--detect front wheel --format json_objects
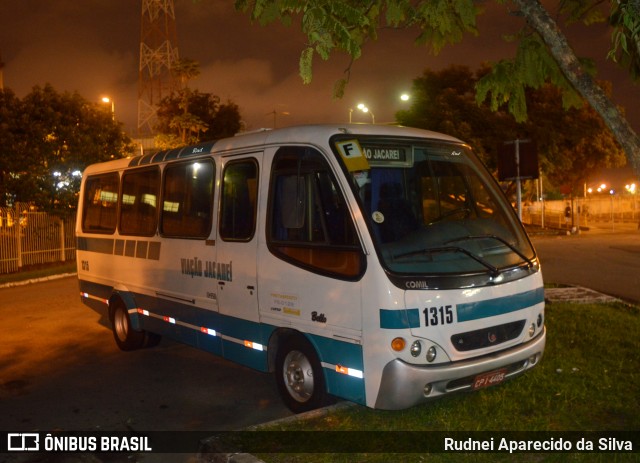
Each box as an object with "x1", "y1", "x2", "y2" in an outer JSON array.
[{"x1": 275, "y1": 335, "x2": 327, "y2": 413}]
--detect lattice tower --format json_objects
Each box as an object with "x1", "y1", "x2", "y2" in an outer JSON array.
[{"x1": 137, "y1": 0, "x2": 179, "y2": 135}]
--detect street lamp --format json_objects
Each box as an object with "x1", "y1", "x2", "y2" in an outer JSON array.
[
  {"x1": 356, "y1": 103, "x2": 375, "y2": 123},
  {"x1": 101, "y1": 96, "x2": 115, "y2": 120},
  {"x1": 400, "y1": 93, "x2": 410, "y2": 102}
]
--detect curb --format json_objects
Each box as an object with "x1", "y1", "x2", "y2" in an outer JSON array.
[
  {"x1": 544, "y1": 285, "x2": 625, "y2": 305},
  {"x1": 197, "y1": 402, "x2": 357, "y2": 463},
  {"x1": 0, "y1": 272, "x2": 77, "y2": 289}
]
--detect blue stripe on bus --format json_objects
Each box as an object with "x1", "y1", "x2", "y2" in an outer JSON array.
[
  {"x1": 78, "y1": 279, "x2": 365, "y2": 404},
  {"x1": 456, "y1": 287, "x2": 545, "y2": 322},
  {"x1": 379, "y1": 308, "x2": 421, "y2": 329},
  {"x1": 78, "y1": 237, "x2": 162, "y2": 260}
]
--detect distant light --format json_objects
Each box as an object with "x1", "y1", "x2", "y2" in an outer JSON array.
[
  {"x1": 102, "y1": 97, "x2": 111, "y2": 104},
  {"x1": 400, "y1": 93, "x2": 410, "y2": 101},
  {"x1": 609, "y1": 189, "x2": 615, "y2": 195}
]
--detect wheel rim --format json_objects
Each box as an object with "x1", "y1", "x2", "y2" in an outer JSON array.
[
  {"x1": 283, "y1": 349, "x2": 314, "y2": 403},
  {"x1": 113, "y1": 307, "x2": 129, "y2": 342}
]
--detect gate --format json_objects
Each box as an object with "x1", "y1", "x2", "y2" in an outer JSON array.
[{"x1": 0, "y1": 205, "x2": 76, "y2": 274}]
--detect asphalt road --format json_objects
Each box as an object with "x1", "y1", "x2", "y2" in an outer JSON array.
[
  {"x1": 531, "y1": 227, "x2": 640, "y2": 304},
  {"x1": 0, "y1": 276, "x2": 292, "y2": 460}
]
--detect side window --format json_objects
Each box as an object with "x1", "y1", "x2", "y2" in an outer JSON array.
[
  {"x1": 268, "y1": 146, "x2": 363, "y2": 279},
  {"x1": 82, "y1": 173, "x2": 119, "y2": 234},
  {"x1": 120, "y1": 167, "x2": 160, "y2": 236},
  {"x1": 161, "y1": 160, "x2": 214, "y2": 238},
  {"x1": 220, "y1": 159, "x2": 258, "y2": 241}
]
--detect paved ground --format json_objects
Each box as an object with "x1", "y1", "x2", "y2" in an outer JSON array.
[{"x1": 530, "y1": 221, "x2": 639, "y2": 305}]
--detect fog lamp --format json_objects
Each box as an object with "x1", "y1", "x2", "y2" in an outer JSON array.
[
  {"x1": 426, "y1": 346, "x2": 437, "y2": 363},
  {"x1": 528, "y1": 323, "x2": 536, "y2": 338},
  {"x1": 410, "y1": 340, "x2": 422, "y2": 357},
  {"x1": 423, "y1": 383, "x2": 433, "y2": 396}
]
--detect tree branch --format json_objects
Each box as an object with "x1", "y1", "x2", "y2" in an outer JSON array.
[{"x1": 512, "y1": 0, "x2": 640, "y2": 173}]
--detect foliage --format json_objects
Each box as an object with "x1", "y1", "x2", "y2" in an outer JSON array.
[
  {"x1": 475, "y1": 33, "x2": 590, "y2": 123},
  {"x1": 609, "y1": 0, "x2": 640, "y2": 80},
  {"x1": 154, "y1": 58, "x2": 242, "y2": 149},
  {"x1": 396, "y1": 65, "x2": 518, "y2": 169},
  {"x1": 396, "y1": 65, "x2": 625, "y2": 191},
  {"x1": 234, "y1": 0, "x2": 640, "y2": 174},
  {"x1": 0, "y1": 85, "x2": 134, "y2": 213},
  {"x1": 235, "y1": 0, "x2": 479, "y2": 97},
  {"x1": 524, "y1": 81, "x2": 626, "y2": 194}
]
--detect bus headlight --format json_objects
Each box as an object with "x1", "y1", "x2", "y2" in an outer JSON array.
[
  {"x1": 426, "y1": 345, "x2": 437, "y2": 362},
  {"x1": 410, "y1": 340, "x2": 422, "y2": 357}
]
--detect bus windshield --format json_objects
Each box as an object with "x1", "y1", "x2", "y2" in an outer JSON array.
[{"x1": 342, "y1": 137, "x2": 535, "y2": 277}]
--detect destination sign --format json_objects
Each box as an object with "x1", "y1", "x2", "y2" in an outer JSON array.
[{"x1": 361, "y1": 145, "x2": 411, "y2": 166}]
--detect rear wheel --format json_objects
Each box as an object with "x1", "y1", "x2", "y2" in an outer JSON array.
[
  {"x1": 110, "y1": 300, "x2": 146, "y2": 351},
  {"x1": 275, "y1": 335, "x2": 327, "y2": 413}
]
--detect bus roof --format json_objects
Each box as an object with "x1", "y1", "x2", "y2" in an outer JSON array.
[{"x1": 83, "y1": 124, "x2": 465, "y2": 174}]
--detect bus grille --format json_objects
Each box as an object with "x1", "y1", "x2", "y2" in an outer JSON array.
[{"x1": 451, "y1": 320, "x2": 526, "y2": 352}]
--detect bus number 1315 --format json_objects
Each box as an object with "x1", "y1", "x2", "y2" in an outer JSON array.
[{"x1": 423, "y1": 305, "x2": 454, "y2": 326}]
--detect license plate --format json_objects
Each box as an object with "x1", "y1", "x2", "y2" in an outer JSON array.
[{"x1": 472, "y1": 368, "x2": 507, "y2": 390}]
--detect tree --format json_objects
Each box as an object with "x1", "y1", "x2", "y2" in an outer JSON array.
[
  {"x1": 154, "y1": 58, "x2": 242, "y2": 149},
  {"x1": 235, "y1": 0, "x2": 640, "y2": 174},
  {"x1": 0, "y1": 85, "x2": 134, "y2": 212},
  {"x1": 396, "y1": 65, "x2": 519, "y2": 168},
  {"x1": 397, "y1": 65, "x2": 625, "y2": 192}
]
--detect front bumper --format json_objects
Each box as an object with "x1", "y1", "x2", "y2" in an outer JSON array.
[{"x1": 374, "y1": 327, "x2": 546, "y2": 410}]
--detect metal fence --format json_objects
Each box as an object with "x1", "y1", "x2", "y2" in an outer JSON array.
[
  {"x1": 522, "y1": 196, "x2": 640, "y2": 230},
  {"x1": 0, "y1": 205, "x2": 76, "y2": 274}
]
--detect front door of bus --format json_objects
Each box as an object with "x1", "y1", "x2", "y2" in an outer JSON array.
[{"x1": 216, "y1": 155, "x2": 262, "y2": 366}]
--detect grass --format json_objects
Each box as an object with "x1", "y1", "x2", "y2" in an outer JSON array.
[{"x1": 252, "y1": 301, "x2": 640, "y2": 462}]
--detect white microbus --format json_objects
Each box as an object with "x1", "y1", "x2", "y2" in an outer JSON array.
[{"x1": 76, "y1": 124, "x2": 545, "y2": 412}]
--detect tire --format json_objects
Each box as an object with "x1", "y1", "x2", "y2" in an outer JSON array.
[
  {"x1": 110, "y1": 300, "x2": 146, "y2": 351},
  {"x1": 275, "y1": 335, "x2": 327, "y2": 413}
]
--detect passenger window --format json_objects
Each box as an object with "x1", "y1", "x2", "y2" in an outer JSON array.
[
  {"x1": 220, "y1": 159, "x2": 258, "y2": 241},
  {"x1": 161, "y1": 160, "x2": 214, "y2": 238},
  {"x1": 82, "y1": 173, "x2": 119, "y2": 234},
  {"x1": 268, "y1": 147, "x2": 363, "y2": 279},
  {"x1": 120, "y1": 167, "x2": 160, "y2": 236}
]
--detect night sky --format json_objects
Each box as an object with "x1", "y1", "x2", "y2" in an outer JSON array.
[{"x1": 1, "y1": 0, "x2": 639, "y2": 138}]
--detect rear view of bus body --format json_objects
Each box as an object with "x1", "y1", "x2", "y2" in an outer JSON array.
[{"x1": 76, "y1": 124, "x2": 545, "y2": 412}]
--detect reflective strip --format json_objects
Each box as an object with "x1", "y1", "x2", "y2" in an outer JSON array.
[
  {"x1": 243, "y1": 340, "x2": 264, "y2": 351},
  {"x1": 322, "y1": 362, "x2": 364, "y2": 379},
  {"x1": 201, "y1": 327, "x2": 217, "y2": 336},
  {"x1": 80, "y1": 292, "x2": 109, "y2": 305},
  {"x1": 127, "y1": 306, "x2": 265, "y2": 351}
]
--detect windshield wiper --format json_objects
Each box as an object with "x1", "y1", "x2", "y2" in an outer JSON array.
[
  {"x1": 393, "y1": 246, "x2": 500, "y2": 277},
  {"x1": 444, "y1": 234, "x2": 534, "y2": 268}
]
